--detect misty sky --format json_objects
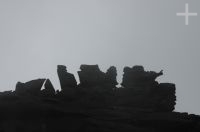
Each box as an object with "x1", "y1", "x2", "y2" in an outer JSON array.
[{"x1": 0, "y1": 0, "x2": 199, "y2": 114}]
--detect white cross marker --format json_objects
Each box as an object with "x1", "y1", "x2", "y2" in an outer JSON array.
[{"x1": 176, "y1": 3, "x2": 197, "y2": 25}]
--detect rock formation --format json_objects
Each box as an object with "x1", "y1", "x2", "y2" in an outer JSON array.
[
  {"x1": 15, "y1": 79, "x2": 46, "y2": 95},
  {"x1": 116, "y1": 66, "x2": 175, "y2": 112},
  {"x1": 41, "y1": 79, "x2": 55, "y2": 97},
  {"x1": 105, "y1": 66, "x2": 118, "y2": 87},
  {"x1": 78, "y1": 65, "x2": 118, "y2": 88},
  {"x1": 0, "y1": 64, "x2": 198, "y2": 132},
  {"x1": 121, "y1": 65, "x2": 163, "y2": 88},
  {"x1": 57, "y1": 65, "x2": 77, "y2": 90},
  {"x1": 78, "y1": 64, "x2": 106, "y2": 87}
]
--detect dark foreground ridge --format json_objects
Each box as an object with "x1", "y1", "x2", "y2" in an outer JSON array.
[{"x1": 0, "y1": 65, "x2": 199, "y2": 132}]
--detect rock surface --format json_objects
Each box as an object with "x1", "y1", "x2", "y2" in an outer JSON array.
[
  {"x1": 15, "y1": 79, "x2": 46, "y2": 95},
  {"x1": 41, "y1": 79, "x2": 56, "y2": 97},
  {"x1": 0, "y1": 64, "x2": 198, "y2": 132},
  {"x1": 57, "y1": 65, "x2": 77, "y2": 90}
]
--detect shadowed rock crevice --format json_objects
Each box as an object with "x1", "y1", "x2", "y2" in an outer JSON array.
[{"x1": 0, "y1": 64, "x2": 198, "y2": 132}]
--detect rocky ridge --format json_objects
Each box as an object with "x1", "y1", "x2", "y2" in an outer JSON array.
[{"x1": 0, "y1": 65, "x2": 199, "y2": 132}]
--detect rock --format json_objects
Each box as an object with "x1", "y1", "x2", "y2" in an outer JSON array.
[
  {"x1": 44, "y1": 79, "x2": 55, "y2": 93},
  {"x1": 121, "y1": 66, "x2": 162, "y2": 88},
  {"x1": 80, "y1": 64, "x2": 100, "y2": 72},
  {"x1": 77, "y1": 65, "x2": 118, "y2": 106},
  {"x1": 155, "y1": 83, "x2": 176, "y2": 112},
  {"x1": 15, "y1": 79, "x2": 46, "y2": 95},
  {"x1": 57, "y1": 65, "x2": 77, "y2": 90},
  {"x1": 41, "y1": 79, "x2": 56, "y2": 97},
  {"x1": 0, "y1": 64, "x2": 199, "y2": 132},
  {"x1": 78, "y1": 65, "x2": 106, "y2": 87},
  {"x1": 78, "y1": 65, "x2": 118, "y2": 88},
  {"x1": 105, "y1": 66, "x2": 118, "y2": 87},
  {"x1": 117, "y1": 66, "x2": 175, "y2": 112},
  {"x1": 15, "y1": 82, "x2": 27, "y2": 94},
  {"x1": 0, "y1": 91, "x2": 18, "y2": 101}
]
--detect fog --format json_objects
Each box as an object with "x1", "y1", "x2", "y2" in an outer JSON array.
[{"x1": 0, "y1": 0, "x2": 199, "y2": 114}]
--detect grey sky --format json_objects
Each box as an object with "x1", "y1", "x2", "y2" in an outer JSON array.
[{"x1": 0, "y1": 0, "x2": 199, "y2": 114}]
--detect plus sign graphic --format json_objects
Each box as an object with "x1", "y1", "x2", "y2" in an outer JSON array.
[{"x1": 176, "y1": 3, "x2": 198, "y2": 25}]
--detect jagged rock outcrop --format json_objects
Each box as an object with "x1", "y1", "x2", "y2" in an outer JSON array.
[
  {"x1": 78, "y1": 65, "x2": 118, "y2": 88},
  {"x1": 121, "y1": 65, "x2": 163, "y2": 88},
  {"x1": 75, "y1": 65, "x2": 117, "y2": 107},
  {"x1": 155, "y1": 83, "x2": 176, "y2": 111},
  {"x1": 15, "y1": 79, "x2": 46, "y2": 95},
  {"x1": 78, "y1": 65, "x2": 106, "y2": 87},
  {"x1": 0, "y1": 64, "x2": 198, "y2": 132},
  {"x1": 105, "y1": 66, "x2": 118, "y2": 87},
  {"x1": 116, "y1": 66, "x2": 175, "y2": 112},
  {"x1": 57, "y1": 65, "x2": 77, "y2": 90},
  {"x1": 41, "y1": 79, "x2": 55, "y2": 97}
]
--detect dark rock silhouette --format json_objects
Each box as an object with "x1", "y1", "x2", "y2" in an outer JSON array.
[
  {"x1": 57, "y1": 65, "x2": 77, "y2": 90},
  {"x1": 78, "y1": 64, "x2": 106, "y2": 87},
  {"x1": 78, "y1": 65, "x2": 118, "y2": 88},
  {"x1": 0, "y1": 64, "x2": 199, "y2": 132},
  {"x1": 121, "y1": 65, "x2": 163, "y2": 88},
  {"x1": 41, "y1": 79, "x2": 55, "y2": 97},
  {"x1": 15, "y1": 79, "x2": 46, "y2": 95},
  {"x1": 116, "y1": 66, "x2": 175, "y2": 112},
  {"x1": 105, "y1": 66, "x2": 118, "y2": 87}
]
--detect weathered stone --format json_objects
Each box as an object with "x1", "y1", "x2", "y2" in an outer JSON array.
[
  {"x1": 117, "y1": 66, "x2": 175, "y2": 112},
  {"x1": 121, "y1": 65, "x2": 163, "y2": 88},
  {"x1": 41, "y1": 79, "x2": 55, "y2": 97},
  {"x1": 78, "y1": 65, "x2": 118, "y2": 88},
  {"x1": 15, "y1": 82, "x2": 27, "y2": 94},
  {"x1": 80, "y1": 64, "x2": 100, "y2": 72},
  {"x1": 0, "y1": 64, "x2": 199, "y2": 132},
  {"x1": 78, "y1": 65, "x2": 106, "y2": 87},
  {"x1": 57, "y1": 65, "x2": 77, "y2": 90},
  {"x1": 105, "y1": 66, "x2": 118, "y2": 87},
  {"x1": 155, "y1": 83, "x2": 176, "y2": 111},
  {"x1": 15, "y1": 79, "x2": 46, "y2": 95}
]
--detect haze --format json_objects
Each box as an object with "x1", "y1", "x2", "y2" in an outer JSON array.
[{"x1": 0, "y1": 0, "x2": 199, "y2": 114}]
